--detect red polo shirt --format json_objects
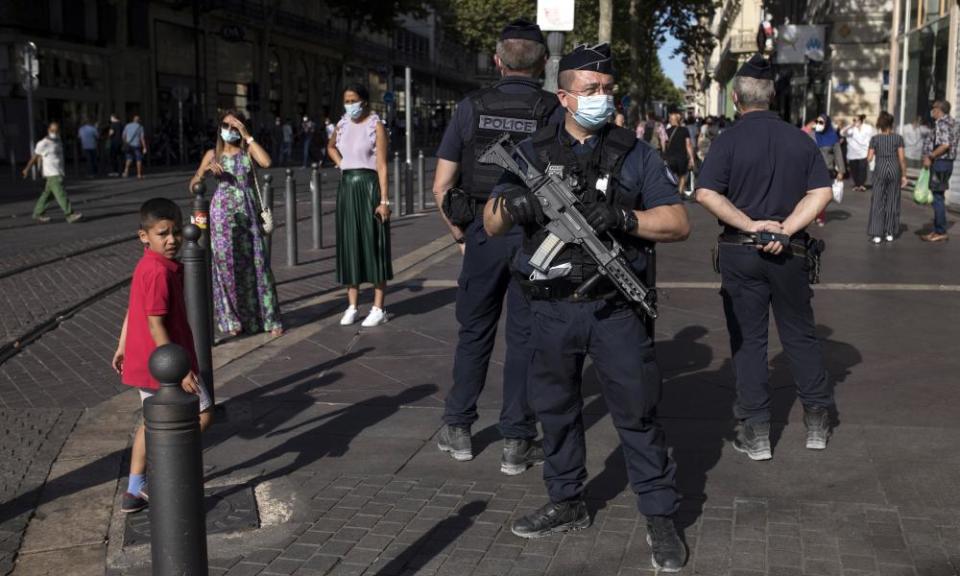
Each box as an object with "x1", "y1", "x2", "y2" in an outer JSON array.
[{"x1": 122, "y1": 248, "x2": 199, "y2": 390}]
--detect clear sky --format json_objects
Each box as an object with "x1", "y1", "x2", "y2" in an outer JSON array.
[{"x1": 659, "y1": 34, "x2": 685, "y2": 88}]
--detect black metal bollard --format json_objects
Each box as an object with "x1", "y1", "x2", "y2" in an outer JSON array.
[
  {"x1": 392, "y1": 151, "x2": 401, "y2": 215},
  {"x1": 182, "y1": 224, "x2": 214, "y2": 407},
  {"x1": 144, "y1": 343, "x2": 209, "y2": 576},
  {"x1": 403, "y1": 161, "x2": 414, "y2": 216},
  {"x1": 262, "y1": 173, "x2": 273, "y2": 259},
  {"x1": 190, "y1": 181, "x2": 210, "y2": 250},
  {"x1": 285, "y1": 168, "x2": 298, "y2": 266},
  {"x1": 311, "y1": 162, "x2": 322, "y2": 250},
  {"x1": 417, "y1": 150, "x2": 425, "y2": 212}
]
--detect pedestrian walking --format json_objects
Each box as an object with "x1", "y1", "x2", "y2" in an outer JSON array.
[
  {"x1": 901, "y1": 116, "x2": 928, "y2": 169},
  {"x1": 636, "y1": 111, "x2": 667, "y2": 153},
  {"x1": 843, "y1": 114, "x2": 874, "y2": 191},
  {"x1": 431, "y1": 19, "x2": 559, "y2": 471},
  {"x1": 108, "y1": 113, "x2": 124, "y2": 176},
  {"x1": 190, "y1": 110, "x2": 283, "y2": 336},
  {"x1": 664, "y1": 107, "x2": 696, "y2": 195},
  {"x1": 694, "y1": 54, "x2": 834, "y2": 461},
  {"x1": 811, "y1": 114, "x2": 845, "y2": 226},
  {"x1": 78, "y1": 118, "x2": 99, "y2": 177},
  {"x1": 281, "y1": 118, "x2": 294, "y2": 166},
  {"x1": 111, "y1": 198, "x2": 214, "y2": 513},
  {"x1": 301, "y1": 115, "x2": 315, "y2": 168},
  {"x1": 921, "y1": 100, "x2": 958, "y2": 242},
  {"x1": 698, "y1": 116, "x2": 719, "y2": 161},
  {"x1": 122, "y1": 114, "x2": 148, "y2": 179},
  {"x1": 866, "y1": 112, "x2": 907, "y2": 244},
  {"x1": 484, "y1": 43, "x2": 690, "y2": 571},
  {"x1": 21, "y1": 121, "x2": 83, "y2": 224},
  {"x1": 327, "y1": 84, "x2": 393, "y2": 328}
]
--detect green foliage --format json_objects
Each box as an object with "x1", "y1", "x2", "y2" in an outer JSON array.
[
  {"x1": 324, "y1": 0, "x2": 435, "y2": 32},
  {"x1": 437, "y1": 0, "x2": 537, "y2": 51}
]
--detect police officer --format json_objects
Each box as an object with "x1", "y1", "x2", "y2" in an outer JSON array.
[
  {"x1": 433, "y1": 19, "x2": 562, "y2": 474},
  {"x1": 694, "y1": 54, "x2": 834, "y2": 461},
  {"x1": 484, "y1": 43, "x2": 689, "y2": 571}
]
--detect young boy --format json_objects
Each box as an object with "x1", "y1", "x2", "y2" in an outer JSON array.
[
  {"x1": 111, "y1": 197, "x2": 213, "y2": 513},
  {"x1": 21, "y1": 121, "x2": 83, "y2": 223}
]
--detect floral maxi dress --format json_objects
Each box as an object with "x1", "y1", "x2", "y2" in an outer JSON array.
[{"x1": 210, "y1": 151, "x2": 282, "y2": 334}]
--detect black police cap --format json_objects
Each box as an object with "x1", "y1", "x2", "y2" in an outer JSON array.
[
  {"x1": 736, "y1": 54, "x2": 773, "y2": 80},
  {"x1": 500, "y1": 19, "x2": 545, "y2": 45},
  {"x1": 559, "y1": 43, "x2": 615, "y2": 75}
]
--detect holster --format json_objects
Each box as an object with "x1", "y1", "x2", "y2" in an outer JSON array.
[{"x1": 805, "y1": 237, "x2": 826, "y2": 284}]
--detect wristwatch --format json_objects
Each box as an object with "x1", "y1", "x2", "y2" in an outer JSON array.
[{"x1": 245, "y1": 136, "x2": 255, "y2": 145}]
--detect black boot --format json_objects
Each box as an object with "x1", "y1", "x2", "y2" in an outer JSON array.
[
  {"x1": 437, "y1": 424, "x2": 473, "y2": 461},
  {"x1": 511, "y1": 500, "x2": 590, "y2": 538},
  {"x1": 732, "y1": 421, "x2": 772, "y2": 461},
  {"x1": 646, "y1": 515, "x2": 688, "y2": 572},
  {"x1": 500, "y1": 438, "x2": 544, "y2": 476}
]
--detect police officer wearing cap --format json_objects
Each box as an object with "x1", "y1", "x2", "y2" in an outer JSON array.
[
  {"x1": 433, "y1": 19, "x2": 562, "y2": 474},
  {"x1": 484, "y1": 43, "x2": 689, "y2": 571},
  {"x1": 694, "y1": 54, "x2": 835, "y2": 461}
]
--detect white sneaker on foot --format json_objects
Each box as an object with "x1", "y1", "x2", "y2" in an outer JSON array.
[
  {"x1": 340, "y1": 307, "x2": 358, "y2": 325},
  {"x1": 871, "y1": 236, "x2": 882, "y2": 244},
  {"x1": 361, "y1": 307, "x2": 387, "y2": 327}
]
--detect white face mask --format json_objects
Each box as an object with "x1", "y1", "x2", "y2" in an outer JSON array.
[
  {"x1": 814, "y1": 124, "x2": 825, "y2": 133},
  {"x1": 345, "y1": 102, "x2": 364, "y2": 119},
  {"x1": 220, "y1": 128, "x2": 241, "y2": 143},
  {"x1": 48, "y1": 132, "x2": 59, "y2": 140},
  {"x1": 569, "y1": 94, "x2": 615, "y2": 131}
]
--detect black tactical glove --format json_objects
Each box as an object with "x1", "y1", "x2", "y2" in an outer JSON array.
[
  {"x1": 501, "y1": 186, "x2": 544, "y2": 226},
  {"x1": 585, "y1": 202, "x2": 637, "y2": 234},
  {"x1": 441, "y1": 187, "x2": 475, "y2": 228}
]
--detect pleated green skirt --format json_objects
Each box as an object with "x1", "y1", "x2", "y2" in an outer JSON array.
[{"x1": 336, "y1": 169, "x2": 393, "y2": 285}]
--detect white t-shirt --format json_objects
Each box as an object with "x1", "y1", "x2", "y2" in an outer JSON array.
[
  {"x1": 35, "y1": 137, "x2": 64, "y2": 177},
  {"x1": 844, "y1": 124, "x2": 875, "y2": 160}
]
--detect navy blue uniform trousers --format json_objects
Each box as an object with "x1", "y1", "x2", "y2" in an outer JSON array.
[
  {"x1": 528, "y1": 298, "x2": 678, "y2": 517},
  {"x1": 719, "y1": 245, "x2": 833, "y2": 424},
  {"x1": 443, "y1": 217, "x2": 537, "y2": 439}
]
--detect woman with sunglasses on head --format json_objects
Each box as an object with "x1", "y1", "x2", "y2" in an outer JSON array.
[
  {"x1": 326, "y1": 84, "x2": 393, "y2": 327},
  {"x1": 810, "y1": 113, "x2": 845, "y2": 226},
  {"x1": 190, "y1": 110, "x2": 283, "y2": 338}
]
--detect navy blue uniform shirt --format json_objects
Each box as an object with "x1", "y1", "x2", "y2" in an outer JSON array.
[
  {"x1": 492, "y1": 125, "x2": 681, "y2": 274},
  {"x1": 697, "y1": 110, "x2": 832, "y2": 221},
  {"x1": 436, "y1": 77, "x2": 565, "y2": 163}
]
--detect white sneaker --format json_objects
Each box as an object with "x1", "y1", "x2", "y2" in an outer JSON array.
[
  {"x1": 361, "y1": 307, "x2": 387, "y2": 327},
  {"x1": 340, "y1": 307, "x2": 358, "y2": 326},
  {"x1": 885, "y1": 235, "x2": 894, "y2": 242},
  {"x1": 871, "y1": 236, "x2": 882, "y2": 244}
]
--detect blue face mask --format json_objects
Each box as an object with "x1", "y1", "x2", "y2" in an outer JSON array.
[
  {"x1": 345, "y1": 102, "x2": 364, "y2": 119},
  {"x1": 220, "y1": 128, "x2": 240, "y2": 143},
  {"x1": 570, "y1": 94, "x2": 615, "y2": 130}
]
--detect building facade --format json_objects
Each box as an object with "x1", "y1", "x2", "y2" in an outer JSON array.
[{"x1": 0, "y1": 0, "x2": 489, "y2": 167}]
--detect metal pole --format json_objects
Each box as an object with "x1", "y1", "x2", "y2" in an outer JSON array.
[
  {"x1": 25, "y1": 42, "x2": 37, "y2": 181},
  {"x1": 898, "y1": 7, "x2": 912, "y2": 131},
  {"x1": 73, "y1": 138, "x2": 81, "y2": 177},
  {"x1": 404, "y1": 66, "x2": 413, "y2": 164},
  {"x1": 285, "y1": 168, "x2": 298, "y2": 266},
  {"x1": 392, "y1": 151, "x2": 400, "y2": 213},
  {"x1": 181, "y1": 224, "x2": 214, "y2": 407},
  {"x1": 190, "y1": 181, "x2": 210, "y2": 250},
  {"x1": 417, "y1": 149, "x2": 425, "y2": 211},
  {"x1": 262, "y1": 172, "x2": 273, "y2": 259},
  {"x1": 404, "y1": 160, "x2": 414, "y2": 215},
  {"x1": 310, "y1": 162, "x2": 322, "y2": 249},
  {"x1": 144, "y1": 343, "x2": 209, "y2": 576},
  {"x1": 544, "y1": 32, "x2": 565, "y2": 93}
]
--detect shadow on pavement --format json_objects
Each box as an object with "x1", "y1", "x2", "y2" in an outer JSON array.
[{"x1": 371, "y1": 500, "x2": 487, "y2": 575}]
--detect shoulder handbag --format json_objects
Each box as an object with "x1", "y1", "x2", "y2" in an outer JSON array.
[{"x1": 249, "y1": 160, "x2": 274, "y2": 234}]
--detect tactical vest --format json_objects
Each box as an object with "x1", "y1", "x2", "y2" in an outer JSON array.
[
  {"x1": 461, "y1": 81, "x2": 558, "y2": 200},
  {"x1": 523, "y1": 122, "x2": 650, "y2": 281}
]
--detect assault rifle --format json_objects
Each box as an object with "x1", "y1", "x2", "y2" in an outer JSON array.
[{"x1": 478, "y1": 134, "x2": 658, "y2": 319}]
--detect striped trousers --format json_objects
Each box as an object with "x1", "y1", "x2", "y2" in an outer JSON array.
[{"x1": 867, "y1": 161, "x2": 901, "y2": 238}]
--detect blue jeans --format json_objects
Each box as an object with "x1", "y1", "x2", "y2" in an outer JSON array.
[
  {"x1": 933, "y1": 192, "x2": 947, "y2": 234},
  {"x1": 931, "y1": 159, "x2": 952, "y2": 234}
]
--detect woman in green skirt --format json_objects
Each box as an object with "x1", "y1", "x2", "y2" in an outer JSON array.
[{"x1": 327, "y1": 84, "x2": 393, "y2": 327}]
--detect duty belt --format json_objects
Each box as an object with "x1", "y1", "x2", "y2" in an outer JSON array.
[
  {"x1": 718, "y1": 232, "x2": 808, "y2": 256},
  {"x1": 514, "y1": 273, "x2": 618, "y2": 302}
]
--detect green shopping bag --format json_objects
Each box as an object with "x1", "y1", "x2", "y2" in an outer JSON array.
[{"x1": 914, "y1": 168, "x2": 932, "y2": 205}]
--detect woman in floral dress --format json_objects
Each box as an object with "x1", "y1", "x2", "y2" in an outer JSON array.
[{"x1": 190, "y1": 110, "x2": 282, "y2": 336}]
